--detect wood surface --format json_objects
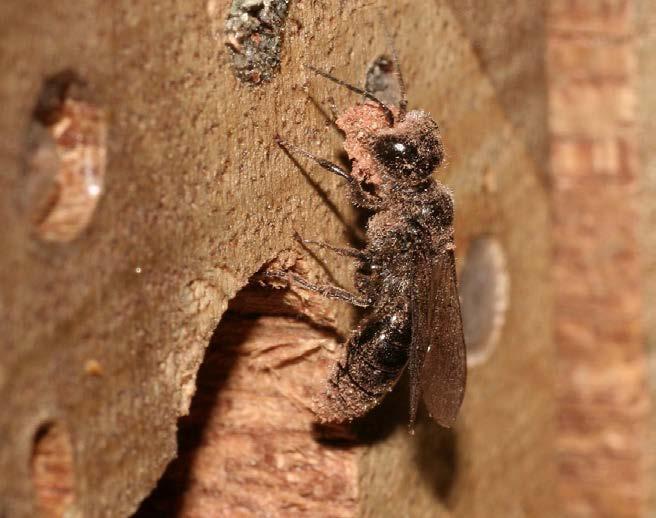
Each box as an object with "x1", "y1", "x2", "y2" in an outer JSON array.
[{"x1": 0, "y1": 1, "x2": 552, "y2": 516}]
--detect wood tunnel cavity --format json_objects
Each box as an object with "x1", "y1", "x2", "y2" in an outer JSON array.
[
  {"x1": 459, "y1": 236, "x2": 509, "y2": 367},
  {"x1": 31, "y1": 421, "x2": 76, "y2": 518},
  {"x1": 134, "y1": 267, "x2": 357, "y2": 517},
  {"x1": 23, "y1": 69, "x2": 106, "y2": 243}
]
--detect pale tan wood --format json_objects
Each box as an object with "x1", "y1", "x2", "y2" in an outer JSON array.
[{"x1": 0, "y1": 1, "x2": 553, "y2": 516}]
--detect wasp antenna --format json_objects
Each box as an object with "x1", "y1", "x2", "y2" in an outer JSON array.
[
  {"x1": 275, "y1": 134, "x2": 352, "y2": 181},
  {"x1": 378, "y1": 11, "x2": 407, "y2": 120},
  {"x1": 304, "y1": 64, "x2": 395, "y2": 126}
]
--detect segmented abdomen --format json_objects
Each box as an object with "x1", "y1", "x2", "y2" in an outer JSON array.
[{"x1": 316, "y1": 308, "x2": 410, "y2": 422}]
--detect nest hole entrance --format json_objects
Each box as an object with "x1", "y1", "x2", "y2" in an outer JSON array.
[
  {"x1": 134, "y1": 268, "x2": 347, "y2": 516},
  {"x1": 31, "y1": 421, "x2": 76, "y2": 518},
  {"x1": 24, "y1": 70, "x2": 107, "y2": 243},
  {"x1": 459, "y1": 237, "x2": 510, "y2": 367}
]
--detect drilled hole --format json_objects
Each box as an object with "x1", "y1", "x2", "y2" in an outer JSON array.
[
  {"x1": 31, "y1": 421, "x2": 76, "y2": 517},
  {"x1": 24, "y1": 70, "x2": 107, "y2": 242},
  {"x1": 459, "y1": 237, "x2": 509, "y2": 367},
  {"x1": 134, "y1": 265, "x2": 359, "y2": 516}
]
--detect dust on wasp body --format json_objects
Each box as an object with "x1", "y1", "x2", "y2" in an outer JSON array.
[{"x1": 271, "y1": 26, "x2": 466, "y2": 429}]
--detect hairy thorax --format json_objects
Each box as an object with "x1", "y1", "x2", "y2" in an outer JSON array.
[{"x1": 357, "y1": 182, "x2": 454, "y2": 307}]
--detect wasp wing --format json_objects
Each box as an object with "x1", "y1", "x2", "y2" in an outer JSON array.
[{"x1": 409, "y1": 248, "x2": 467, "y2": 428}]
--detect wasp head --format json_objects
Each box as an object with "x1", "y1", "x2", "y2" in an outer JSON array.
[{"x1": 371, "y1": 110, "x2": 444, "y2": 183}]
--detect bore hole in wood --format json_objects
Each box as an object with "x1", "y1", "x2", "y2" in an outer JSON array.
[
  {"x1": 460, "y1": 237, "x2": 509, "y2": 367},
  {"x1": 31, "y1": 421, "x2": 76, "y2": 518},
  {"x1": 134, "y1": 265, "x2": 352, "y2": 516},
  {"x1": 24, "y1": 70, "x2": 107, "y2": 242},
  {"x1": 365, "y1": 54, "x2": 402, "y2": 107}
]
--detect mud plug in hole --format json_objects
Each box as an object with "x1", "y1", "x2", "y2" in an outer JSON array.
[{"x1": 460, "y1": 237, "x2": 509, "y2": 367}]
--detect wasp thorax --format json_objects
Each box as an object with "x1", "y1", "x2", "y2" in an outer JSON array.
[{"x1": 276, "y1": 46, "x2": 465, "y2": 429}]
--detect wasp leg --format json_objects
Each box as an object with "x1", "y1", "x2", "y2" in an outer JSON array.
[
  {"x1": 265, "y1": 270, "x2": 370, "y2": 307},
  {"x1": 275, "y1": 135, "x2": 382, "y2": 210},
  {"x1": 294, "y1": 231, "x2": 367, "y2": 260},
  {"x1": 347, "y1": 182, "x2": 384, "y2": 210},
  {"x1": 275, "y1": 136, "x2": 350, "y2": 180}
]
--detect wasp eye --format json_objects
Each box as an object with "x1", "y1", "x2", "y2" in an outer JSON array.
[
  {"x1": 373, "y1": 132, "x2": 443, "y2": 178},
  {"x1": 374, "y1": 137, "x2": 419, "y2": 171}
]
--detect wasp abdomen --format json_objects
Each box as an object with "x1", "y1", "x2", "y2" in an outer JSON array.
[{"x1": 317, "y1": 310, "x2": 410, "y2": 422}]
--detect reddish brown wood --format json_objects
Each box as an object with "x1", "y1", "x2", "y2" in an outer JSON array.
[
  {"x1": 31, "y1": 422, "x2": 76, "y2": 518},
  {"x1": 548, "y1": 1, "x2": 650, "y2": 515}
]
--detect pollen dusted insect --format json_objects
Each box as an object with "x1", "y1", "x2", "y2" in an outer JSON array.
[{"x1": 272, "y1": 37, "x2": 466, "y2": 428}]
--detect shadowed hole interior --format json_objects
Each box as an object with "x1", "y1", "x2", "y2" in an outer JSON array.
[
  {"x1": 31, "y1": 421, "x2": 76, "y2": 518},
  {"x1": 24, "y1": 70, "x2": 107, "y2": 243},
  {"x1": 133, "y1": 270, "x2": 352, "y2": 516}
]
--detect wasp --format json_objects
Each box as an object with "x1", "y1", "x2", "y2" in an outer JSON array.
[{"x1": 271, "y1": 32, "x2": 466, "y2": 428}]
